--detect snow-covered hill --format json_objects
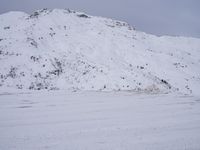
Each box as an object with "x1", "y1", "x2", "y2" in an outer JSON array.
[{"x1": 0, "y1": 9, "x2": 200, "y2": 95}]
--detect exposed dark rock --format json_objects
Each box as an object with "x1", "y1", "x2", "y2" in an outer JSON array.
[
  {"x1": 4, "y1": 26, "x2": 10, "y2": 30},
  {"x1": 77, "y1": 14, "x2": 90, "y2": 18}
]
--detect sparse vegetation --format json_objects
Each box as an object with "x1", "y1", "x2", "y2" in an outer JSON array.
[
  {"x1": 27, "y1": 38, "x2": 38, "y2": 48},
  {"x1": 29, "y1": 12, "x2": 40, "y2": 18}
]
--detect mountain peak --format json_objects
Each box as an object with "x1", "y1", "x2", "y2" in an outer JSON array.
[{"x1": 0, "y1": 9, "x2": 200, "y2": 95}]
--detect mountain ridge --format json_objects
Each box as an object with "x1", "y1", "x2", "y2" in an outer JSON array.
[{"x1": 0, "y1": 9, "x2": 200, "y2": 95}]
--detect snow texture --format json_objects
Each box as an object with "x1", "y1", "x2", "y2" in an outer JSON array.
[
  {"x1": 0, "y1": 9, "x2": 200, "y2": 95},
  {"x1": 0, "y1": 91, "x2": 200, "y2": 150}
]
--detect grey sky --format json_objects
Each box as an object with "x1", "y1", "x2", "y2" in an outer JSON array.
[{"x1": 0, "y1": 0, "x2": 200, "y2": 38}]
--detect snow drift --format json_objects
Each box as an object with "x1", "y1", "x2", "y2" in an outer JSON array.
[{"x1": 0, "y1": 9, "x2": 200, "y2": 95}]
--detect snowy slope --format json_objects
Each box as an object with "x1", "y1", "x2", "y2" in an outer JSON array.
[{"x1": 0, "y1": 9, "x2": 200, "y2": 95}]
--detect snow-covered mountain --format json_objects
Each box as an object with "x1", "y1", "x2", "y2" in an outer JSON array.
[{"x1": 0, "y1": 9, "x2": 200, "y2": 95}]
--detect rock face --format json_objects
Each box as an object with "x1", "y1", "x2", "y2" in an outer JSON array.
[{"x1": 0, "y1": 9, "x2": 200, "y2": 95}]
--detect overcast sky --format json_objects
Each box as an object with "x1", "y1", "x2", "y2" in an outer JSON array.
[{"x1": 0, "y1": 0, "x2": 200, "y2": 38}]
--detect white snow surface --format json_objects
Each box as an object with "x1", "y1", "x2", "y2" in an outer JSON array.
[
  {"x1": 0, "y1": 91, "x2": 200, "y2": 150},
  {"x1": 0, "y1": 9, "x2": 200, "y2": 95}
]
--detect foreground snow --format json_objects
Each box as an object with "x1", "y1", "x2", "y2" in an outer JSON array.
[{"x1": 0, "y1": 91, "x2": 200, "y2": 150}]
